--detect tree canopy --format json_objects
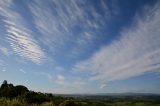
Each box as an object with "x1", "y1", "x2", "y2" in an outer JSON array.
[{"x1": 0, "y1": 80, "x2": 29, "y2": 98}]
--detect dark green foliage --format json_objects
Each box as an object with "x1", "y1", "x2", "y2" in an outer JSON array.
[
  {"x1": 64, "y1": 100, "x2": 78, "y2": 106},
  {"x1": 3, "y1": 80, "x2": 7, "y2": 85},
  {"x1": 23, "y1": 91, "x2": 50, "y2": 104},
  {"x1": 0, "y1": 83, "x2": 16, "y2": 98},
  {"x1": 15, "y1": 85, "x2": 29, "y2": 95},
  {"x1": 0, "y1": 80, "x2": 29, "y2": 98}
]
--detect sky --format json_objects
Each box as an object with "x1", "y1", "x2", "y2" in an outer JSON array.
[{"x1": 0, "y1": 0, "x2": 160, "y2": 94}]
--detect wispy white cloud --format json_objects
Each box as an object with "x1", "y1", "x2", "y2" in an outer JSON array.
[
  {"x1": 19, "y1": 69, "x2": 26, "y2": 74},
  {"x1": 55, "y1": 74, "x2": 65, "y2": 85},
  {"x1": 0, "y1": 0, "x2": 46, "y2": 64},
  {"x1": 1, "y1": 67, "x2": 6, "y2": 72},
  {"x1": 5, "y1": 22, "x2": 45, "y2": 64},
  {"x1": 26, "y1": 79, "x2": 29, "y2": 83},
  {"x1": 0, "y1": 47, "x2": 9, "y2": 56},
  {"x1": 99, "y1": 84, "x2": 107, "y2": 89},
  {"x1": 5, "y1": 20, "x2": 45, "y2": 64},
  {"x1": 28, "y1": 0, "x2": 110, "y2": 58},
  {"x1": 34, "y1": 72, "x2": 53, "y2": 81},
  {"x1": 57, "y1": 76, "x2": 87, "y2": 88},
  {"x1": 0, "y1": 60, "x2": 7, "y2": 72},
  {"x1": 73, "y1": 2, "x2": 160, "y2": 82},
  {"x1": 54, "y1": 76, "x2": 88, "y2": 93}
]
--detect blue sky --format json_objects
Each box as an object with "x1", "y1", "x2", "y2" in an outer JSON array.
[{"x1": 0, "y1": 0, "x2": 160, "y2": 94}]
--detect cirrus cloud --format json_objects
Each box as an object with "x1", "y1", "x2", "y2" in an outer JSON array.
[
  {"x1": 73, "y1": 2, "x2": 160, "y2": 82},
  {"x1": 0, "y1": 0, "x2": 46, "y2": 64}
]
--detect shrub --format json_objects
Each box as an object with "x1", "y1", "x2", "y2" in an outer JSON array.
[
  {"x1": 0, "y1": 97, "x2": 10, "y2": 106},
  {"x1": 10, "y1": 98, "x2": 22, "y2": 106},
  {"x1": 41, "y1": 102, "x2": 55, "y2": 106}
]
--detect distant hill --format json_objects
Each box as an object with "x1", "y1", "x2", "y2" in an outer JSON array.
[{"x1": 95, "y1": 92, "x2": 160, "y2": 96}]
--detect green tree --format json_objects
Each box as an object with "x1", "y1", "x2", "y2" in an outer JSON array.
[{"x1": 15, "y1": 85, "x2": 29, "y2": 95}]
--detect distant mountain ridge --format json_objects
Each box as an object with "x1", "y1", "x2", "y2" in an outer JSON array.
[
  {"x1": 95, "y1": 92, "x2": 160, "y2": 96},
  {"x1": 54, "y1": 92, "x2": 160, "y2": 97}
]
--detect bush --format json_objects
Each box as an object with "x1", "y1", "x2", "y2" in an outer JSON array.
[
  {"x1": 64, "y1": 100, "x2": 78, "y2": 106},
  {"x1": 0, "y1": 97, "x2": 10, "y2": 106},
  {"x1": 24, "y1": 92, "x2": 50, "y2": 104},
  {"x1": 10, "y1": 98, "x2": 23, "y2": 106},
  {"x1": 41, "y1": 102, "x2": 55, "y2": 106},
  {"x1": 0, "y1": 98, "x2": 24, "y2": 106}
]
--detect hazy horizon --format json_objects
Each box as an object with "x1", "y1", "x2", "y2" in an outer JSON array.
[{"x1": 0, "y1": 0, "x2": 160, "y2": 94}]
